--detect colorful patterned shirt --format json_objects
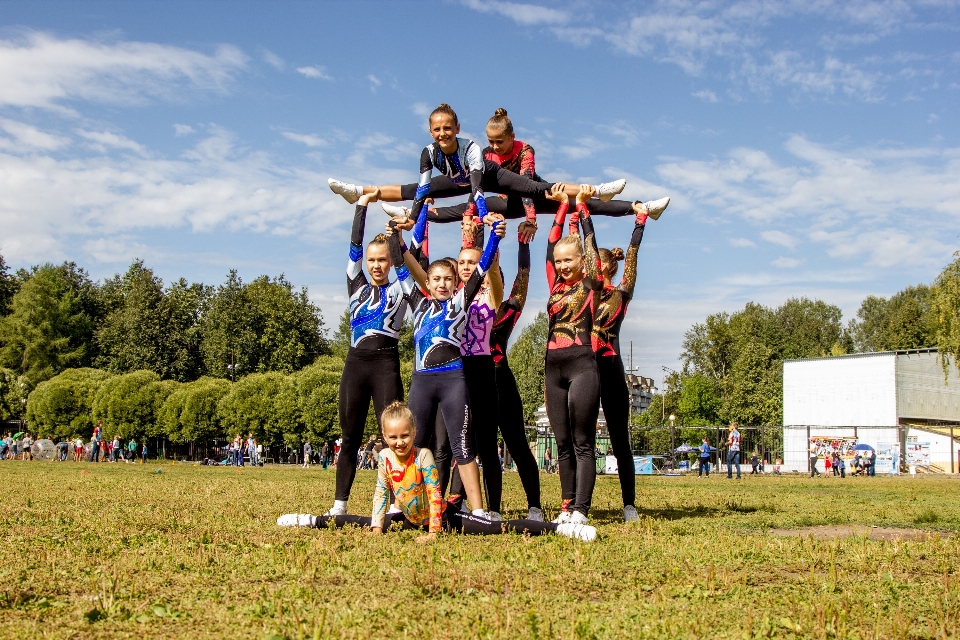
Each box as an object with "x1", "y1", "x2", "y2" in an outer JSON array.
[{"x1": 371, "y1": 447, "x2": 443, "y2": 533}]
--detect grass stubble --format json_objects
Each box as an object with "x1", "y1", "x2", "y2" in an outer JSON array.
[{"x1": 0, "y1": 463, "x2": 957, "y2": 639}]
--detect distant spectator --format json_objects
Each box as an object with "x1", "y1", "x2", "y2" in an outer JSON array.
[
  {"x1": 111, "y1": 435, "x2": 121, "y2": 462},
  {"x1": 89, "y1": 422, "x2": 102, "y2": 462},
  {"x1": 246, "y1": 434, "x2": 257, "y2": 467},
  {"x1": 774, "y1": 459, "x2": 782, "y2": 475},
  {"x1": 726, "y1": 423, "x2": 742, "y2": 479},
  {"x1": 141, "y1": 442, "x2": 147, "y2": 464},
  {"x1": 838, "y1": 455, "x2": 846, "y2": 478},
  {"x1": 869, "y1": 450, "x2": 877, "y2": 476},
  {"x1": 320, "y1": 442, "x2": 330, "y2": 469},
  {"x1": 543, "y1": 447, "x2": 554, "y2": 473},
  {"x1": 302, "y1": 441, "x2": 312, "y2": 468},
  {"x1": 698, "y1": 438, "x2": 711, "y2": 478},
  {"x1": 750, "y1": 453, "x2": 759, "y2": 475},
  {"x1": 127, "y1": 438, "x2": 137, "y2": 464},
  {"x1": 809, "y1": 444, "x2": 822, "y2": 478},
  {"x1": 57, "y1": 439, "x2": 68, "y2": 461},
  {"x1": 824, "y1": 454, "x2": 832, "y2": 475},
  {"x1": 21, "y1": 434, "x2": 34, "y2": 461}
]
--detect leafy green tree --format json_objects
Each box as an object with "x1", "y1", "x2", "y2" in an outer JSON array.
[
  {"x1": 0, "y1": 367, "x2": 30, "y2": 421},
  {"x1": 0, "y1": 264, "x2": 98, "y2": 386},
  {"x1": 506, "y1": 311, "x2": 548, "y2": 424},
  {"x1": 0, "y1": 254, "x2": 19, "y2": 317},
  {"x1": 216, "y1": 372, "x2": 288, "y2": 444},
  {"x1": 723, "y1": 341, "x2": 783, "y2": 425},
  {"x1": 25, "y1": 368, "x2": 113, "y2": 439},
  {"x1": 934, "y1": 252, "x2": 960, "y2": 376},
  {"x1": 849, "y1": 285, "x2": 936, "y2": 353},
  {"x1": 92, "y1": 370, "x2": 178, "y2": 439},
  {"x1": 278, "y1": 356, "x2": 344, "y2": 447},
  {"x1": 201, "y1": 272, "x2": 328, "y2": 380},
  {"x1": 158, "y1": 377, "x2": 231, "y2": 443},
  {"x1": 96, "y1": 261, "x2": 207, "y2": 381},
  {"x1": 676, "y1": 373, "x2": 721, "y2": 426}
]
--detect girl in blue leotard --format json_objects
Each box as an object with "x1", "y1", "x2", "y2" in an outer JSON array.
[{"x1": 385, "y1": 206, "x2": 505, "y2": 518}]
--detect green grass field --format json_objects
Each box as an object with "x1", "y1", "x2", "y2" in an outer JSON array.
[{"x1": 1, "y1": 462, "x2": 958, "y2": 640}]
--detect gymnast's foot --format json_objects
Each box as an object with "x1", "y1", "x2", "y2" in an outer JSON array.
[
  {"x1": 277, "y1": 513, "x2": 315, "y2": 527},
  {"x1": 594, "y1": 179, "x2": 626, "y2": 202},
  {"x1": 328, "y1": 178, "x2": 363, "y2": 204},
  {"x1": 637, "y1": 196, "x2": 670, "y2": 221},
  {"x1": 381, "y1": 202, "x2": 410, "y2": 219},
  {"x1": 556, "y1": 523, "x2": 597, "y2": 542}
]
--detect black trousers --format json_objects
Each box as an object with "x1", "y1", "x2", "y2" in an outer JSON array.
[
  {"x1": 315, "y1": 511, "x2": 559, "y2": 535},
  {"x1": 597, "y1": 354, "x2": 635, "y2": 507},
  {"x1": 545, "y1": 346, "x2": 600, "y2": 516},
  {"x1": 496, "y1": 361, "x2": 542, "y2": 510},
  {"x1": 399, "y1": 160, "x2": 554, "y2": 203},
  {"x1": 430, "y1": 194, "x2": 635, "y2": 222},
  {"x1": 335, "y1": 348, "x2": 403, "y2": 501}
]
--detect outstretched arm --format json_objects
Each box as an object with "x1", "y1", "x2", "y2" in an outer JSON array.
[
  {"x1": 463, "y1": 141, "x2": 488, "y2": 248},
  {"x1": 519, "y1": 144, "x2": 537, "y2": 225},
  {"x1": 576, "y1": 185, "x2": 602, "y2": 288},
  {"x1": 409, "y1": 146, "x2": 434, "y2": 231},
  {"x1": 618, "y1": 213, "x2": 646, "y2": 298},
  {"x1": 387, "y1": 221, "x2": 426, "y2": 298},
  {"x1": 370, "y1": 455, "x2": 390, "y2": 533},
  {"x1": 510, "y1": 235, "x2": 531, "y2": 313},
  {"x1": 483, "y1": 216, "x2": 504, "y2": 309},
  {"x1": 544, "y1": 183, "x2": 570, "y2": 285},
  {"x1": 347, "y1": 191, "x2": 380, "y2": 295}
]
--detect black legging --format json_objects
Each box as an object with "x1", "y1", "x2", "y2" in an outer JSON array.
[
  {"x1": 545, "y1": 345, "x2": 600, "y2": 516},
  {"x1": 409, "y1": 369, "x2": 475, "y2": 464},
  {"x1": 335, "y1": 348, "x2": 403, "y2": 501},
  {"x1": 399, "y1": 159, "x2": 554, "y2": 204},
  {"x1": 430, "y1": 194, "x2": 636, "y2": 222},
  {"x1": 314, "y1": 511, "x2": 559, "y2": 535},
  {"x1": 496, "y1": 360, "x2": 541, "y2": 510},
  {"x1": 462, "y1": 356, "x2": 502, "y2": 512},
  {"x1": 597, "y1": 353, "x2": 634, "y2": 508}
]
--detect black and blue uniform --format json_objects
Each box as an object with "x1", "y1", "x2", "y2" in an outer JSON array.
[
  {"x1": 335, "y1": 203, "x2": 410, "y2": 502},
  {"x1": 389, "y1": 209, "x2": 503, "y2": 466}
]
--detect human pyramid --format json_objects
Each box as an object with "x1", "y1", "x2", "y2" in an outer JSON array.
[{"x1": 278, "y1": 104, "x2": 669, "y2": 542}]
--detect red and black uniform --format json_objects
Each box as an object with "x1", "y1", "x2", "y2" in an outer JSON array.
[
  {"x1": 430, "y1": 139, "x2": 636, "y2": 224},
  {"x1": 592, "y1": 215, "x2": 646, "y2": 509},
  {"x1": 487, "y1": 238, "x2": 541, "y2": 511},
  {"x1": 544, "y1": 201, "x2": 603, "y2": 517}
]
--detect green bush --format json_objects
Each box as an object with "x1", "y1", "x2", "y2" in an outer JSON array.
[
  {"x1": 159, "y1": 377, "x2": 231, "y2": 443},
  {"x1": 216, "y1": 372, "x2": 288, "y2": 444},
  {"x1": 92, "y1": 370, "x2": 179, "y2": 439},
  {"x1": 26, "y1": 368, "x2": 114, "y2": 440}
]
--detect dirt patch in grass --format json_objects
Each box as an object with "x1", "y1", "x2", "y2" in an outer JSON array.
[{"x1": 769, "y1": 524, "x2": 955, "y2": 541}]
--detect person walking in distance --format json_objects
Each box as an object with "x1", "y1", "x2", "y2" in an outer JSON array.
[
  {"x1": 809, "y1": 443, "x2": 822, "y2": 478},
  {"x1": 302, "y1": 440, "x2": 312, "y2": 468},
  {"x1": 726, "y1": 423, "x2": 741, "y2": 479},
  {"x1": 89, "y1": 422, "x2": 102, "y2": 463},
  {"x1": 321, "y1": 442, "x2": 330, "y2": 470},
  {"x1": 698, "y1": 437, "x2": 711, "y2": 478}
]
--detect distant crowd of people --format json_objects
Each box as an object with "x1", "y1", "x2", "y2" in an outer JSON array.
[{"x1": 1, "y1": 423, "x2": 148, "y2": 463}]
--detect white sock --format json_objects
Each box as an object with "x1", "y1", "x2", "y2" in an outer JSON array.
[
  {"x1": 471, "y1": 508, "x2": 486, "y2": 517},
  {"x1": 333, "y1": 500, "x2": 347, "y2": 510}
]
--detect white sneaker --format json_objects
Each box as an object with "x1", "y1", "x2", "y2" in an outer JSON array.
[
  {"x1": 381, "y1": 202, "x2": 410, "y2": 219},
  {"x1": 387, "y1": 504, "x2": 402, "y2": 514},
  {"x1": 623, "y1": 505, "x2": 639, "y2": 523},
  {"x1": 328, "y1": 178, "x2": 363, "y2": 204},
  {"x1": 552, "y1": 511, "x2": 571, "y2": 525},
  {"x1": 487, "y1": 511, "x2": 503, "y2": 522},
  {"x1": 569, "y1": 510, "x2": 589, "y2": 525},
  {"x1": 527, "y1": 507, "x2": 544, "y2": 522},
  {"x1": 277, "y1": 513, "x2": 315, "y2": 527},
  {"x1": 595, "y1": 179, "x2": 626, "y2": 202},
  {"x1": 557, "y1": 523, "x2": 597, "y2": 542},
  {"x1": 640, "y1": 196, "x2": 670, "y2": 220},
  {"x1": 325, "y1": 503, "x2": 347, "y2": 517}
]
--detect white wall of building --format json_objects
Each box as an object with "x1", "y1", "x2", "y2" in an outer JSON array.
[{"x1": 784, "y1": 353, "x2": 898, "y2": 427}]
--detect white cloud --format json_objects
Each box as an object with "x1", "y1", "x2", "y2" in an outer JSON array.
[
  {"x1": 76, "y1": 129, "x2": 147, "y2": 155},
  {"x1": 0, "y1": 31, "x2": 246, "y2": 110},
  {"x1": 560, "y1": 136, "x2": 608, "y2": 159},
  {"x1": 367, "y1": 74, "x2": 382, "y2": 92},
  {"x1": 461, "y1": 0, "x2": 569, "y2": 25},
  {"x1": 281, "y1": 131, "x2": 328, "y2": 148},
  {"x1": 410, "y1": 102, "x2": 431, "y2": 117},
  {"x1": 761, "y1": 230, "x2": 798, "y2": 249},
  {"x1": 0, "y1": 118, "x2": 69, "y2": 151},
  {"x1": 692, "y1": 89, "x2": 719, "y2": 102},
  {"x1": 262, "y1": 49, "x2": 284, "y2": 71},
  {"x1": 772, "y1": 256, "x2": 803, "y2": 268},
  {"x1": 173, "y1": 124, "x2": 195, "y2": 136},
  {"x1": 729, "y1": 237, "x2": 756, "y2": 247},
  {"x1": 296, "y1": 65, "x2": 332, "y2": 80}
]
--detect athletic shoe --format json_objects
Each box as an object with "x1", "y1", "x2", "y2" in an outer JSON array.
[
  {"x1": 487, "y1": 511, "x2": 503, "y2": 522},
  {"x1": 557, "y1": 523, "x2": 597, "y2": 542},
  {"x1": 569, "y1": 510, "x2": 589, "y2": 525},
  {"x1": 325, "y1": 503, "x2": 347, "y2": 517},
  {"x1": 387, "y1": 504, "x2": 402, "y2": 514},
  {"x1": 277, "y1": 513, "x2": 315, "y2": 527},
  {"x1": 381, "y1": 202, "x2": 410, "y2": 219},
  {"x1": 595, "y1": 179, "x2": 626, "y2": 202},
  {"x1": 623, "y1": 505, "x2": 639, "y2": 523},
  {"x1": 528, "y1": 507, "x2": 545, "y2": 522},
  {"x1": 641, "y1": 196, "x2": 670, "y2": 220},
  {"x1": 552, "y1": 511, "x2": 571, "y2": 525},
  {"x1": 328, "y1": 178, "x2": 362, "y2": 204}
]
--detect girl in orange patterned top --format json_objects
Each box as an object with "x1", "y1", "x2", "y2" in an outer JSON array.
[{"x1": 277, "y1": 401, "x2": 596, "y2": 541}]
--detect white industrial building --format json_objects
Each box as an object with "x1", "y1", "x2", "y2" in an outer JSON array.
[{"x1": 782, "y1": 348, "x2": 960, "y2": 474}]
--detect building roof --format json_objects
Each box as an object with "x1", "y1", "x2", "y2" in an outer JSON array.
[{"x1": 784, "y1": 347, "x2": 938, "y2": 364}]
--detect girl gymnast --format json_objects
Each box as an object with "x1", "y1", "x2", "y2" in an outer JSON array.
[{"x1": 277, "y1": 401, "x2": 596, "y2": 541}]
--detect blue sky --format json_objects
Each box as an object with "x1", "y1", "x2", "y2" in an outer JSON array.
[{"x1": 1, "y1": 0, "x2": 958, "y2": 379}]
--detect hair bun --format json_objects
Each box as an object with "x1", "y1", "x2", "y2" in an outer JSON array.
[
  {"x1": 437, "y1": 103, "x2": 451, "y2": 109},
  {"x1": 611, "y1": 247, "x2": 625, "y2": 261},
  {"x1": 493, "y1": 107, "x2": 508, "y2": 117}
]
